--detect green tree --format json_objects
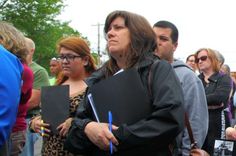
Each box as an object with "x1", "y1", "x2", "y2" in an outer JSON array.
[{"x1": 0, "y1": 0, "x2": 84, "y2": 70}]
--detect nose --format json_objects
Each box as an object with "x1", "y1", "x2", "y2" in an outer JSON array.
[
  {"x1": 106, "y1": 28, "x2": 115, "y2": 39},
  {"x1": 156, "y1": 38, "x2": 161, "y2": 46},
  {"x1": 61, "y1": 57, "x2": 69, "y2": 63}
]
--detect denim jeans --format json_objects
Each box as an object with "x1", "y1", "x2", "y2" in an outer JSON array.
[{"x1": 19, "y1": 118, "x2": 41, "y2": 156}]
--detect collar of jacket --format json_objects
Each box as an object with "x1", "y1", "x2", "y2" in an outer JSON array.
[
  {"x1": 85, "y1": 52, "x2": 158, "y2": 86},
  {"x1": 200, "y1": 71, "x2": 225, "y2": 83},
  {"x1": 134, "y1": 52, "x2": 159, "y2": 70}
]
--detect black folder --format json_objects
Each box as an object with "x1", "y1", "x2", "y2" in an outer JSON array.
[
  {"x1": 41, "y1": 85, "x2": 70, "y2": 134},
  {"x1": 90, "y1": 69, "x2": 151, "y2": 126}
]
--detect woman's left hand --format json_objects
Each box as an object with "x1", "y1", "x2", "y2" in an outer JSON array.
[
  {"x1": 226, "y1": 126, "x2": 236, "y2": 140},
  {"x1": 57, "y1": 117, "x2": 73, "y2": 137},
  {"x1": 84, "y1": 121, "x2": 119, "y2": 151}
]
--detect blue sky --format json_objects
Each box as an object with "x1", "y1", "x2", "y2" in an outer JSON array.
[{"x1": 59, "y1": 0, "x2": 236, "y2": 70}]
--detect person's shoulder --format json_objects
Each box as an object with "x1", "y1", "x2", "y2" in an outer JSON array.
[
  {"x1": 22, "y1": 63, "x2": 33, "y2": 74},
  {"x1": 85, "y1": 68, "x2": 103, "y2": 86},
  {"x1": 31, "y1": 62, "x2": 45, "y2": 69},
  {"x1": 172, "y1": 60, "x2": 201, "y2": 82},
  {"x1": 172, "y1": 60, "x2": 191, "y2": 70},
  {"x1": 0, "y1": 45, "x2": 23, "y2": 74},
  {"x1": 211, "y1": 71, "x2": 231, "y2": 82},
  {"x1": 23, "y1": 63, "x2": 32, "y2": 71},
  {"x1": 150, "y1": 55, "x2": 171, "y2": 68},
  {"x1": 30, "y1": 62, "x2": 48, "y2": 73},
  {"x1": 142, "y1": 55, "x2": 172, "y2": 75},
  {"x1": 0, "y1": 45, "x2": 21, "y2": 64},
  {"x1": 173, "y1": 60, "x2": 193, "y2": 72},
  {"x1": 0, "y1": 45, "x2": 15, "y2": 58}
]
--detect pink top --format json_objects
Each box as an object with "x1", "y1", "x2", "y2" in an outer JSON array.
[{"x1": 12, "y1": 63, "x2": 33, "y2": 132}]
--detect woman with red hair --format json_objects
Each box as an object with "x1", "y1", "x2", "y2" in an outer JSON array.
[{"x1": 30, "y1": 36, "x2": 96, "y2": 155}]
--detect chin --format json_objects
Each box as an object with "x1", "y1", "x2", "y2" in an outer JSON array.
[
  {"x1": 108, "y1": 46, "x2": 116, "y2": 52},
  {"x1": 62, "y1": 70, "x2": 70, "y2": 75},
  {"x1": 108, "y1": 49, "x2": 118, "y2": 56}
]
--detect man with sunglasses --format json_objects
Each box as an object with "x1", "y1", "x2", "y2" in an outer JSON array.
[{"x1": 153, "y1": 21, "x2": 208, "y2": 156}]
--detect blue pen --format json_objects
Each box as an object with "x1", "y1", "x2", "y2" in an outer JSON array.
[{"x1": 108, "y1": 111, "x2": 113, "y2": 154}]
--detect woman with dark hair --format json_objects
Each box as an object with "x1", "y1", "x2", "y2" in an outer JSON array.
[
  {"x1": 29, "y1": 36, "x2": 96, "y2": 156},
  {"x1": 195, "y1": 48, "x2": 232, "y2": 155},
  {"x1": 186, "y1": 54, "x2": 198, "y2": 72},
  {"x1": 65, "y1": 10, "x2": 184, "y2": 156}
]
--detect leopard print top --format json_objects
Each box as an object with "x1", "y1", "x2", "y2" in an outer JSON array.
[{"x1": 42, "y1": 92, "x2": 85, "y2": 156}]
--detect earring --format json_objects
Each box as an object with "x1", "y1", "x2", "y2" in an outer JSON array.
[{"x1": 84, "y1": 62, "x2": 88, "y2": 66}]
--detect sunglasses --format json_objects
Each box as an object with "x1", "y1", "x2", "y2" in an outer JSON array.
[{"x1": 195, "y1": 55, "x2": 208, "y2": 63}]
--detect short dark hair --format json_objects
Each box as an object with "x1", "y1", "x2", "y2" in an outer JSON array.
[
  {"x1": 186, "y1": 54, "x2": 195, "y2": 62},
  {"x1": 153, "y1": 20, "x2": 178, "y2": 44}
]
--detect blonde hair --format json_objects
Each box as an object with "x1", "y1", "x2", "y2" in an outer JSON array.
[{"x1": 0, "y1": 21, "x2": 27, "y2": 62}]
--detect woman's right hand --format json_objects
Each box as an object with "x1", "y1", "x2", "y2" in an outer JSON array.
[
  {"x1": 84, "y1": 121, "x2": 119, "y2": 151},
  {"x1": 31, "y1": 116, "x2": 51, "y2": 136}
]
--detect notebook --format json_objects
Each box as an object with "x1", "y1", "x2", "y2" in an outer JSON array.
[
  {"x1": 41, "y1": 85, "x2": 70, "y2": 134},
  {"x1": 89, "y1": 68, "x2": 151, "y2": 126}
]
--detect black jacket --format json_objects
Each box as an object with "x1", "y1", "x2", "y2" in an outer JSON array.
[
  {"x1": 199, "y1": 72, "x2": 231, "y2": 108},
  {"x1": 65, "y1": 53, "x2": 185, "y2": 156}
]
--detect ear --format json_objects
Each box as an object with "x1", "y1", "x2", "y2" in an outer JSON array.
[
  {"x1": 173, "y1": 42, "x2": 178, "y2": 52},
  {"x1": 83, "y1": 56, "x2": 89, "y2": 66},
  {"x1": 30, "y1": 48, "x2": 35, "y2": 55}
]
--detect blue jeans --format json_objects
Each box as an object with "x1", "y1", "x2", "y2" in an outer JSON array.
[{"x1": 19, "y1": 118, "x2": 41, "y2": 156}]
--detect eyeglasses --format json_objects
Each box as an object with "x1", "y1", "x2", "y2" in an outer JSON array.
[
  {"x1": 58, "y1": 54, "x2": 81, "y2": 62},
  {"x1": 195, "y1": 55, "x2": 208, "y2": 63}
]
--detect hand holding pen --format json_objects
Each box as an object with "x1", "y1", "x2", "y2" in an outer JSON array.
[{"x1": 84, "y1": 121, "x2": 119, "y2": 152}]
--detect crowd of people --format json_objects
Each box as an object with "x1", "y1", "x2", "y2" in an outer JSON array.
[{"x1": 1, "y1": 10, "x2": 236, "y2": 156}]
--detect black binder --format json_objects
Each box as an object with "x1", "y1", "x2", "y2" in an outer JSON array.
[
  {"x1": 41, "y1": 85, "x2": 70, "y2": 134},
  {"x1": 90, "y1": 69, "x2": 151, "y2": 126}
]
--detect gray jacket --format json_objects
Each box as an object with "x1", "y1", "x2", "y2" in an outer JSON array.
[{"x1": 172, "y1": 59, "x2": 208, "y2": 156}]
